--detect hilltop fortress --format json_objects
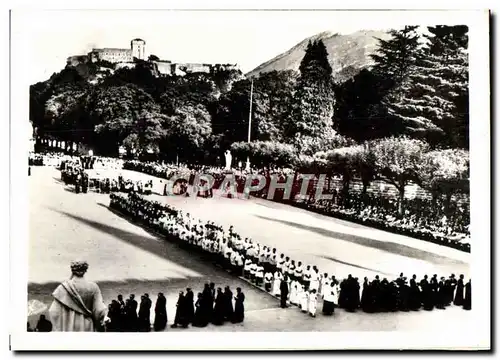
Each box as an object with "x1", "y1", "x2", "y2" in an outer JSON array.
[{"x1": 67, "y1": 38, "x2": 239, "y2": 77}]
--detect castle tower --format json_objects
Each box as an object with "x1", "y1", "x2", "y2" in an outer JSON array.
[{"x1": 131, "y1": 38, "x2": 146, "y2": 60}]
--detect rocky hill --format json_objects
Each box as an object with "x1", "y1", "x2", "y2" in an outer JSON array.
[{"x1": 246, "y1": 29, "x2": 391, "y2": 83}]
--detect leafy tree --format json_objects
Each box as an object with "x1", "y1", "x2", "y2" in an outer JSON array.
[
  {"x1": 369, "y1": 136, "x2": 429, "y2": 216},
  {"x1": 128, "y1": 110, "x2": 168, "y2": 154},
  {"x1": 419, "y1": 148, "x2": 469, "y2": 212},
  {"x1": 89, "y1": 84, "x2": 161, "y2": 155},
  {"x1": 293, "y1": 128, "x2": 355, "y2": 156},
  {"x1": 162, "y1": 103, "x2": 212, "y2": 163},
  {"x1": 230, "y1": 140, "x2": 297, "y2": 169},
  {"x1": 210, "y1": 67, "x2": 245, "y2": 93},
  {"x1": 30, "y1": 68, "x2": 89, "y2": 140},
  {"x1": 44, "y1": 87, "x2": 88, "y2": 146}
]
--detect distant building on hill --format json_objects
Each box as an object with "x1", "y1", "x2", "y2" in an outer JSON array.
[
  {"x1": 86, "y1": 38, "x2": 145, "y2": 63},
  {"x1": 66, "y1": 38, "x2": 239, "y2": 77}
]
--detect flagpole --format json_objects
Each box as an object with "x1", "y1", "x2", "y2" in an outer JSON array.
[{"x1": 245, "y1": 79, "x2": 254, "y2": 172}]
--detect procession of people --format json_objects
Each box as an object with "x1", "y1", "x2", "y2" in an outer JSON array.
[
  {"x1": 109, "y1": 192, "x2": 472, "y2": 320},
  {"x1": 104, "y1": 284, "x2": 245, "y2": 332}
]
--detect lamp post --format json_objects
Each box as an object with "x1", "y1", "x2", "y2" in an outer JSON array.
[{"x1": 245, "y1": 78, "x2": 254, "y2": 172}]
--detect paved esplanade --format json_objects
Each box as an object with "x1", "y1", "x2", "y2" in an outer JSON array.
[{"x1": 28, "y1": 167, "x2": 471, "y2": 332}]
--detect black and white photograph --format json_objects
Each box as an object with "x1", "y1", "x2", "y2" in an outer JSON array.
[{"x1": 8, "y1": 6, "x2": 490, "y2": 351}]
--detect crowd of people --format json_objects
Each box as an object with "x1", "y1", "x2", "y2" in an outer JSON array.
[
  {"x1": 296, "y1": 193, "x2": 471, "y2": 252},
  {"x1": 32, "y1": 152, "x2": 470, "y2": 253},
  {"x1": 109, "y1": 192, "x2": 472, "y2": 319},
  {"x1": 29, "y1": 152, "x2": 80, "y2": 167},
  {"x1": 105, "y1": 284, "x2": 245, "y2": 332}
]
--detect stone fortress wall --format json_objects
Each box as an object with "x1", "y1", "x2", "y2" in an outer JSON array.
[{"x1": 66, "y1": 38, "x2": 238, "y2": 77}]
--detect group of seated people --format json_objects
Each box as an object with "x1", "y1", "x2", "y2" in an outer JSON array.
[
  {"x1": 109, "y1": 192, "x2": 472, "y2": 320},
  {"x1": 105, "y1": 283, "x2": 245, "y2": 332},
  {"x1": 92, "y1": 157, "x2": 124, "y2": 170},
  {"x1": 29, "y1": 152, "x2": 81, "y2": 168},
  {"x1": 123, "y1": 160, "x2": 191, "y2": 180},
  {"x1": 299, "y1": 192, "x2": 470, "y2": 252},
  {"x1": 116, "y1": 176, "x2": 154, "y2": 195}
]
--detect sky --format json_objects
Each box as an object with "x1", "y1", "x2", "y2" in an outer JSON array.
[{"x1": 12, "y1": 10, "x2": 472, "y2": 84}]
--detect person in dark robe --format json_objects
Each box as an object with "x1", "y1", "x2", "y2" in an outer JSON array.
[
  {"x1": 420, "y1": 275, "x2": 434, "y2": 311},
  {"x1": 106, "y1": 300, "x2": 121, "y2": 332},
  {"x1": 35, "y1": 314, "x2": 53, "y2": 332},
  {"x1": 223, "y1": 286, "x2": 234, "y2": 321},
  {"x1": 454, "y1": 274, "x2": 465, "y2": 306},
  {"x1": 360, "y1": 277, "x2": 370, "y2": 312},
  {"x1": 212, "y1": 288, "x2": 225, "y2": 325},
  {"x1": 371, "y1": 275, "x2": 381, "y2": 312},
  {"x1": 436, "y1": 277, "x2": 447, "y2": 309},
  {"x1": 192, "y1": 293, "x2": 208, "y2": 327},
  {"x1": 125, "y1": 294, "x2": 138, "y2": 331},
  {"x1": 387, "y1": 281, "x2": 398, "y2": 312},
  {"x1": 105, "y1": 178, "x2": 111, "y2": 194},
  {"x1": 138, "y1": 294, "x2": 152, "y2": 331},
  {"x1": 352, "y1": 277, "x2": 361, "y2": 311},
  {"x1": 154, "y1": 292, "x2": 167, "y2": 331},
  {"x1": 463, "y1": 280, "x2": 471, "y2": 310},
  {"x1": 398, "y1": 278, "x2": 410, "y2": 311},
  {"x1": 232, "y1": 287, "x2": 245, "y2": 323},
  {"x1": 409, "y1": 275, "x2": 421, "y2": 311},
  {"x1": 280, "y1": 276, "x2": 289, "y2": 308},
  {"x1": 117, "y1": 294, "x2": 126, "y2": 331},
  {"x1": 82, "y1": 173, "x2": 89, "y2": 193},
  {"x1": 338, "y1": 278, "x2": 348, "y2": 309},
  {"x1": 184, "y1": 288, "x2": 195, "y2": 326},
  {"x1": 379, "y1": 278, "x2": 390, "y2": 312},
  {"x1": 171, "y1": 291, "x2": 186, "y2": 328},
  {"x1": 430, "y1": 274, "x2": 439, "y2": 307},
  {"x1": 344, "y1": 275, "x2": 358, "y2": 312},
  {"x1": 201, "y1": 283, "x2": 213, "y2": 323}
]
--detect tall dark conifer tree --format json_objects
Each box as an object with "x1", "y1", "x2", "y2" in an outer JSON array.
[
  {"x1": 286, "y1": 39, "x2": 336, "y2": 153},
  {"x1": 381, "y1": 25, "x2": 469, "y2": 148},
  {"x1": 370, "y1": 26, "x2": 439, "y2": 137}
]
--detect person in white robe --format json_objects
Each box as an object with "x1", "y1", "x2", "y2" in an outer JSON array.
[
  {"x1": 310, "y1": 269, "x2": 320, "y2": 292},
  {"x1": 320, "y1": 273, "x2": 329, "y2": 296},
  {"x1": 289, "y1": 281, "x2": 298, "y2": 305},
  {"x1": 332, "y1": 282, "x2": 340, "y2": 307},
  {"x1": 264, "y1": 272, "x2": 273, "y2": 292},
  {"x1": 308, "y1": 289, "x2": 318, "y2": 317},
  {"x1": 48, "y1": 261, "x2": 107, "y2": 332},
  {"x1": 322, "y1": 282, "x2": 335, "y2": 315},
  {"x1": 243, "y1": 259, "x2": 252, "y2": 279},
  {"x1": 272, "y1": 271, "x2": 283, "y2": 296},
  {"x1": 299, "y1": 286, "x2": 308, "y2": 313}
]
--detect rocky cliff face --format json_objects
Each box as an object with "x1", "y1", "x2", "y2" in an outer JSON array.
[{"x1": 246, "y1": 29, "x2": 391, "y2": 83}]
